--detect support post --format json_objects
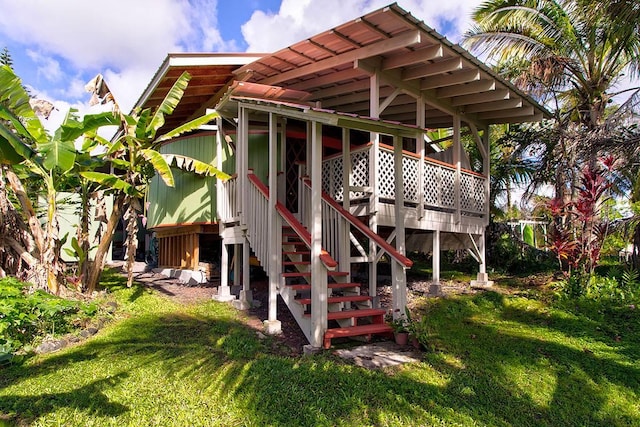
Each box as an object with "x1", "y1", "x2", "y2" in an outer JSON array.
[
  {"x1": 416, "y1": 99, "x2": 426, "y2": 220},
  {"x1": 368, "y1": 70, "x2": 380, "y2": 299},
  {"x1": 264, "y1": 112, "x2": 282, "y2": 334},
  {"x1": 430, "y1": 230, "x2": 443, "y2": 296},
  {"x1": 234, "y1": 237, "x2": 254, "y2": 310},
  {"x1": 391, "y1": 135, "x2": 407, "y2": 315},
  {"x1": 310, "y1": 120, "x2": 327, "y2": 348},
  {"x1": 471, "y1": 230, "x2": 493, "y2": 288},
  {"x1": 453, "y1": 114, "x2": 462, "y2": 224},
  {"x1": 340, "y1": 128, "x2": 351, "y2": 281},
  {"x1": 214, "y1": 242, "x2": 235, "y2": 301}
]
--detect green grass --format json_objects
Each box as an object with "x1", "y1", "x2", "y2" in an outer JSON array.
[{"x1": 0, "y1": 273, "x2": 638, "y2": 426}]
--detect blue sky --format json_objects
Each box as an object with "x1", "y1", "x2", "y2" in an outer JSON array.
[{"x1": 0, "y1": 0, "x2": 481, "y2": 127}]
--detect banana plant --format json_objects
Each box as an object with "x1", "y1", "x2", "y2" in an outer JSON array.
[
  {"x1": 0, "y1": 65, "x2": 83, "y2": 293},
  {"x1": 80, "y1": 71, "x2": 229, "y2": 290}
]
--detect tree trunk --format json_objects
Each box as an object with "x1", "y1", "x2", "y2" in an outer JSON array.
[
  {"x1": 4, "y1": 168, "x2": 45, "y2": 254},
  {"x1": 85, "y1": 194, "x2": 125, "y2": 293}
]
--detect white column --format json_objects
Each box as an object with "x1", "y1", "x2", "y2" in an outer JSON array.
[
  {"x1": 239, "y1": 107, "x2": 249, "y2": 227},
  {"x1": 214, "y1": 242, "x2": 235, "y2": 301},
  {"x1": 340, "y1": 128, "x2": 351, "y2": 281},
  {"x1": 310, "y1": 120, "x2": 328, "y2": 348},
  {"x1": 391, "y1": 135, "x2": 407, "y2": 315},
  {"x1": 234, "y1": 237, "x2": 253, "y2": 310},
  {"x1": 471, "y1": 230, "x2": 493, "y2": 287},
  {"x1": 471, "y1": 125, "x2": 493, "y2": 288},
  {"x1": 416, "y1": 100, "x2": 426, "y2": 220},
  {"x1": 265, "y1": 112, "x2": 282, "y2": 334},
  {"x1": 453, "y1": 114, "x2": 461, "y2": 224},
  {"x1": 215, "y1": 117, "x2": 223, "y2": 221},
  {"x1": 368, "y1": 70, "x2": 380, "y2": 299},
  {"x1": 430, "y1": 230, "x2": 442, "y2": 296}
]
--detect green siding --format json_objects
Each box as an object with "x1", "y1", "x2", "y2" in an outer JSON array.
[
  {"x1": 147, "y1": 132, "x2": 273, "y2": 228},
  {"x1": 148, "y1": 133, "x2": 221, "y2": 228}
]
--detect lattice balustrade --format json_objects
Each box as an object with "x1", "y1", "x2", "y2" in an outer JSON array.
[
  {"x1": 349, "y1": 150, "x2": 369, "y2": 200},
  {"x1": 319, "y1": 145, "x2": 486, "y2": 217},
  {"x1": 402, "y1": 156, "x2": 419, "y2": 203},
  {"x1": 461, "y1": 172, "x2": 486, "y2": 213},
  {"x1": 423, "y1": 163, "x2": 442, "y2": 207},
  {"x1": 440, "y1": 167, "x2": 456, "y2": 209},
  {"x1": 377, "y1": 149, "x2": 395, "y2": 199}
]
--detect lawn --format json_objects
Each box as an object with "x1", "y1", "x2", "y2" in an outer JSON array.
[{"x1": 0, "y1": 273, "x2": 638, "y2": 426}]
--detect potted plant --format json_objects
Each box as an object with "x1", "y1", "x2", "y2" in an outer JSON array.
[{"x1": 386, "y1": 310, "x2": 409, "y2": 345}]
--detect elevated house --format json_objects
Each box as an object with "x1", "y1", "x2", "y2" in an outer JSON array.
[{"x1": 138, "y1": 4, "x2": 548, "y2": 349}]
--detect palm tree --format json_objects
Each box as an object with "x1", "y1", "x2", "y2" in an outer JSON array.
[{"x1": 463, "y1": 0, "x2": 640, "y2": 129}]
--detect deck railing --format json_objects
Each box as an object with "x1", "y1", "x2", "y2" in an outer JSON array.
[
  {"x1": 321, "y1": 143, "x2": 487, "y2": 217},
  {"x1": 300, "y1": 178, "x2": 413, "y2": 270},
  {"x1": 247, "y1": 172, "x2": 337, "y2": 270},
  {"x1": 219, "y1": 175, "x2": 239, "y2": 223}
]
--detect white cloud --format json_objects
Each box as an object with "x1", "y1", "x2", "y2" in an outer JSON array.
[
  {"x1": 26, "y1": 50, "x2": 63, "y2": 82},
  {"x1": 0, "y1": 0, "x2": 191, "y2": 71},
  {"x1": 241, "y1": 0, "x2": 479, "y2": 53}
]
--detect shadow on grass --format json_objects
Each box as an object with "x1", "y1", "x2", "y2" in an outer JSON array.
[{"x1": 1, "y1": 288, "x2": 638, "y2": 426}]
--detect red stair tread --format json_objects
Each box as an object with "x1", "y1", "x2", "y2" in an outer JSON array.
[
  {"x1": 323, "y1": 324, "x2": 393, "y2": 348},
  {"x1": 283, "y1": 251, "x2": 310, "y2": 255},
  {"x1": 295, "y1": 295, "x2": 371, "y2": 305},
  {"x1": 303, "y1": 308, "x2": 386, "y2": 320},
  {"x1": 287, "y1": 283, "x2": 361, "y2": 291},
  {"x1": 282, "y1": 271, "x2": 348, "y2": 278}
]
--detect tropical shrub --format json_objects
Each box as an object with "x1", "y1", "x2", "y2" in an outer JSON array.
[{"x1": 0, "y1": 277, "x2": 98, "y2": 355}]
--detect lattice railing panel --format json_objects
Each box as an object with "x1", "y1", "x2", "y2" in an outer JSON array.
[
  {"x1": 350, "y1": 150, "x2": 369, "y2": 200},
  {"x1": 320, "y1": 145, "x2": 486, "y2": 216},
  {"x1": 440, "y1": 168, "x2": 456, "y2": 209},
  {"x1": 461, "y1": 173, "x2": 486, "y2": 213},
  {"x1": 403, "y1": 156, "x2": 419, "y2": 203},
  {"x1": 423, "y1": 163, "x2": 442, "y2": 207},
  {"x1": 378, "y1": 149, "x2": 395, "y2": 199}
]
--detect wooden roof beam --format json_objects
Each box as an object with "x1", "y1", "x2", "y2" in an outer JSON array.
[
  {"x1": 381, "y1": 43, "x2": 443, "y2": 70},
  {"x1": 420, "y1": 69, "x2": 480, "y2": 90},
  {"x1": 489, "y1": 112, "x2": 543, "y2": 124},
  {"x1": 477, "y1": 106, "x2": 534, "y2": 120},
  {"x1": 288, "y1": 68, "x2": 363, "y2": 91},
  {"x1": 436, "y1": 79, "x2": 496, "y2": 98},
  {"x1": 450, "y1": 89, "x2": 510, "y2": 106},
  {"x1": 258, "y1": 30, "x2": 422, "y2": 85},
  {"x1": 311, "y1": 79, "x2": 370, "y2": 99},
  {"x1": 402, "y1": 57, "x2": 462, "y2": 81},
  {"x1": 464, "y1": 98, "x2": 523, "y2": 113}
]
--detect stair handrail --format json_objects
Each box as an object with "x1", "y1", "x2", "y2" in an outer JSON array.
[
  {"x1": 302, "y1": 177, "x2": 413, "y2": 268},
  {"x1": 248, "y1": 172, "x2": 338, "y2": 270}
]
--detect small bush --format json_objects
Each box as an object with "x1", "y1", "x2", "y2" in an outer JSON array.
[{"x1": 0, "y1": 277, "x2": 97, "y2": 354}]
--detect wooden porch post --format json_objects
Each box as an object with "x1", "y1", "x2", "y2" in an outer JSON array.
[
  {"x1": 430, "y1": 230, "x2": 442, "y2": 295},
  {"x1": 392, "y1": 135, "x2": 407, "y2": 316},
  {"x1": 234, "y1": 237, "x2": 253, "y2": 310},
  {"x1": 214, "y1": 241, "x2": 235, "y2": 301},
  {"x1": 340, "y1": 128, "x2": 351, "y2": 281},
  {"x1": 310, "y1": 120, "x2": 327, "y2": 348},
  {"x1": 368, "y1": 69, "x2": 380, "y2": 298},
  {"x1": 416, "y1": 100, "x2": 426, "y2": 220},
  {"x1": 453, "y1": 114, "x2": 462, "y2": 224},
  {"x1": 265, "y1": 112, "x2": 282, "y2": 334},
  {"x1": 471, "y1": 126, "x2": 493, "y2": 288}
]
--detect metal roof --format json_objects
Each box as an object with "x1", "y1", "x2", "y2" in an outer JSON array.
[
  {"x1": 135, "y1": 3, "x2": 549, "y2": 134},
  {"x1": 133, "y1": 53, "x2": 264, "y2": 133},
  {"x1": 234, "y1": 3, "x2": 550, "y2": 128}
]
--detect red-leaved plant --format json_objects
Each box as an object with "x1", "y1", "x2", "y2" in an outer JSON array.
[{"x1": 548, "y1": 156, "x2": 614, "y2": 287}]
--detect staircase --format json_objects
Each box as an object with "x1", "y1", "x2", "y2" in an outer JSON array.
[
  {"x1": 279, "y1": 226, "x2": 392, "y2": 348},
  {"x1": 246, "y1": 171, "x2": 403, "y2": 349}
]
